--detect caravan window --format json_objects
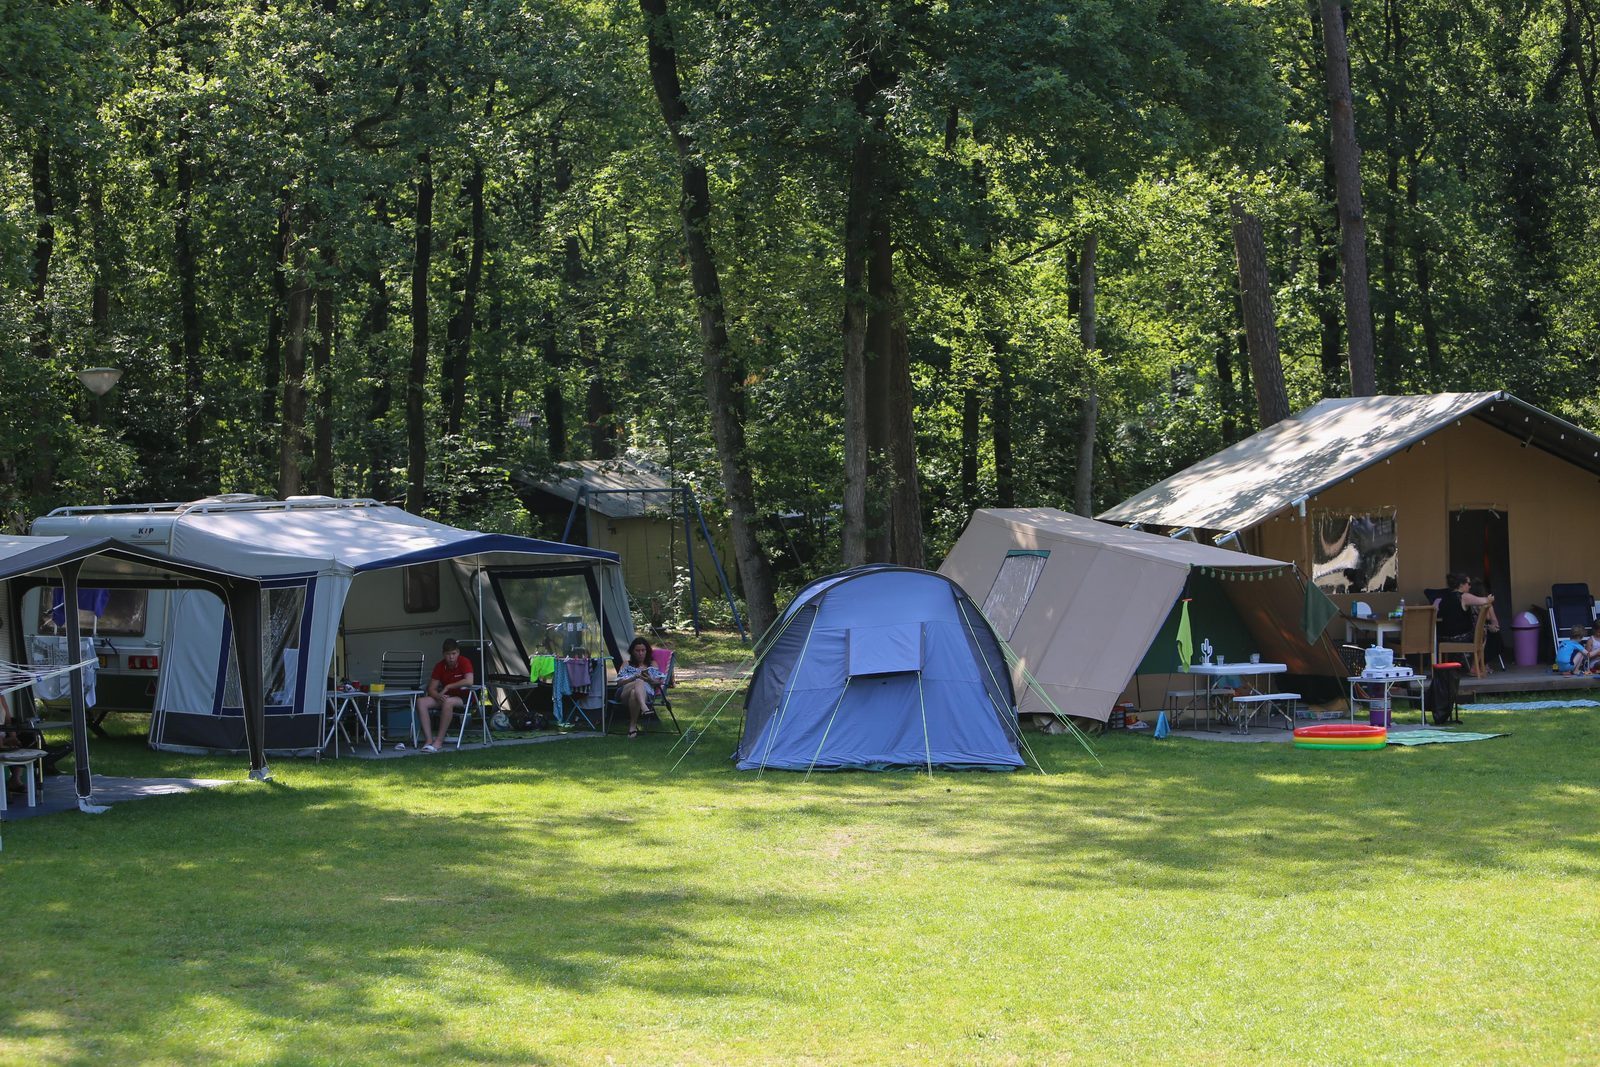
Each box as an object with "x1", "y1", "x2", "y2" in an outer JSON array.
[
  {"x1": 39, "y1": 588, "x2": 149, "y2": 637},
  {"x1": 404, "y1": 563, "x2": 441, "y2": 614},
  {"x1": 981, "y1": 550, "x2": 1049, "y2": 641},
  {"x1": 1313, "y1": 509, "x2": 1398, "y2": 594}
]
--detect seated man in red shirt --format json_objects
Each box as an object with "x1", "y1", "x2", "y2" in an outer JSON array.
[{"x1": 416, "y1": 638, "x2": 474, "y2": 752}]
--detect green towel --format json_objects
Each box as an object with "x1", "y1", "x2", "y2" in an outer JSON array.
[
  {"x1": 1302, "y1": 581, "x2": 1339, "y2": 643},
  {"x1": 1175, "y1": 599, "x2": 1193, "y2": 672},
  {"x1": 1386, "y1": 729, "x2": 1505, "y2": 745},
  {"x1": 530, "y1": 655, "x2": 556, "y2": 682}
]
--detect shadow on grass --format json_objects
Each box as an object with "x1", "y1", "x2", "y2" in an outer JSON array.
[{"x1": 3, "y1": 766, "x2": 817, "y2": 1063}]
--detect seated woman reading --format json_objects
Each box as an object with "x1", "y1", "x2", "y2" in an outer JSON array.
[{"x1": 616, "y1": 637, "x2": 667, "y2": 740}]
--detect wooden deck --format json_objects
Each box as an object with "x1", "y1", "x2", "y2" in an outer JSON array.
[{"x1": 1459, "y1": 663, "x2": 1600, "y2": 698}]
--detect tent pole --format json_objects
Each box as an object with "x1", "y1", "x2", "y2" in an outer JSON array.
[
  {"x1": 60, "y1": 561, "x2": 105, "y2": 812},
  {"x1": 229, "y1": 581, "x2": 270, "y2": 781},
  {"x1": 683, "y1": 486, "x2": 702, "y2": 635}
]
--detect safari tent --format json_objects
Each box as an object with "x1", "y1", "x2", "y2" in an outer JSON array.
[
  {"x1": 1, "y1": 535, "x2": 267, "y2": 808},
  {"x1": 1098, "y1": 391, "x2": 1600, "y2": 624},
  {"x1": 736, "y1": 566, "x2": 1024, "y2": 771},
  {"x1": 32, "y1": 498, "x2": 631, "y2": 755},
  {"x1": 938, "y1": 509, "x2": 1344, "y2": 723}
]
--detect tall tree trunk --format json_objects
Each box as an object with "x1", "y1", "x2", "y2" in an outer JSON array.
[
  {"x1": 261, "y1": 194, "x2": 290, "y2": 472},
  {"x1": 1074, "y1": 234, "x2": 1098, "y2": 517},
  {"x1": 174, "y1": 121, "x2": 207, "y2": 488},
  {"x1": 443, "y1": 159, "x2": 485, "y2": 437},
  {"x1": 359, "y1": 253, "x2": 394, "y2": 500},
  {"x1": 960, "y1": 383, "x2": 980, "y2": 514},
  {"x1": 839, "y1": 64, "x2": 881, "y2": 566},
  {"x1": 279, "y1": 230, "x2": 311, "y2": 497},
  {"x1": 990, "y1": 331, "x2": 1014, "y2": 508},
  {"x1": 639, "y1": 0, "x2": 778, "y2": 637},
  {"x1": 863, "y1": 200, "x2": 894, "y2": 562},
  {"x1": 86, "y1": 176, "x2": 111, "y2": 355},
  {"x1": 29, "y1": 136, "x2": 56, "y2": 497},
  {"x1": 1230, "y1": 200, "x2": 1291, "y2": 427},
  {"x1": 1215, "y1": 327, "x2": 1238, "y2": 444},
  {"x1": 1320, "y1": 0, "x2": 1377, "y2": 396},
  {"x1": 874, "y1": 222, "x2": 922, "y2": 568},
  {"x1": 312, "y1": 248, "x2": 335, "y2": 496},
  {"x1": 1407, "y1": 148, "x2": 1442, "y2": 376},
  {"x1": 1378, "y1": 0, "x2": 1404, "y2": 388},
  {"x1": 407, "y1": 146, "x2": 433, "y2": 514}
]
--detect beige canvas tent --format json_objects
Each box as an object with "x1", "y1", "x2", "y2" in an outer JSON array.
[
  {"x1": 938, "y1": 509, "x2": 1345, "y2": 722},
  {"x1": 1098, "y1": 391, "x2": 1600, "y2": 626}
]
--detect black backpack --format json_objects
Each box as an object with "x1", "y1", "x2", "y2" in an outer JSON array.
[{"x1": 1428, "y1": 664, "x2": 1462, "y2": 725}]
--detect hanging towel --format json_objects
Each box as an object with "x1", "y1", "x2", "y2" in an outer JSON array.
[
  {"x1": 1175, "y1": 599, "x2": 1193, "y2": 672},
  {"x1": 551, "y1": 661, "x2": 573, "y2": 726},
  {"x1": 563, "y1": 657, "x2": 592, "y2": 690},
  {"x1": 1154, "y1": 710, "x2": 1171, "y2": 739},
  {"x1": 530, "y1": 654, "x2": 557, "y2": 682}
]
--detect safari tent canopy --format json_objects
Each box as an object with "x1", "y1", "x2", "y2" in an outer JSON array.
[
  {"x1": 0, "y1": 535, "x2": 267, "y2": 806},
  {"x1": 938, "y1": 509, "x2": 1344, "y2": 723},
  {"x1": 36, "y1": 499, "x2": 631, "y2": 755},
  {"x1": 1095, "y1": 392, "x2": 1600, "y2": 623},
  {"x1": 737, "y1": 566, "x2": 1023, "y2": 771}
]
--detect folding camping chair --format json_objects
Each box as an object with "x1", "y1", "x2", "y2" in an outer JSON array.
[
  {"x1": 374, "y1": 651, "x2": 426, "y2": 747},
  {"x1": 606, "y1": 647, "x2": 681, "y2": 734},
  {"x1": 1547, "y1": 583, "x2": 1597, "y2": 655}
]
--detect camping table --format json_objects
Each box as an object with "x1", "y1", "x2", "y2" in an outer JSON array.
[
  {"x1": 370, "y1": 688, "x2": 426, "y2": 747},
  {"x1": 1346, "y1": 615, "x2": 1402, "y2": 649},
  {"x1": 1346, "y1": 674, "x2": 1427, "y2": 726},
  {"x1": 1186, "y1": 662, "x2": 1288, "y2": 732},
  {"x1": 323, "y1": 690, "x2": 380, "y2": 757}
]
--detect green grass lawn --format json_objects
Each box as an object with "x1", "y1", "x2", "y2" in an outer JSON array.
[{"x1": 3, "y1": 690, "x2": 1599, "y2": 1065}]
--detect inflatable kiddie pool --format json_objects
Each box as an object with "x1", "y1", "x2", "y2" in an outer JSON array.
[{"x1": 1293, "y1": 723, "x2": 1387, "y2": 750}]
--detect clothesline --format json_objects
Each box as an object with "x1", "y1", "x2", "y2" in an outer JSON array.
[{"x1": 0, "y1": 657, "x2": 98, "y2": 699}]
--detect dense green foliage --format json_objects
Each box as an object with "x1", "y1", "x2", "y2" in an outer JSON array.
[
  {"x1": 3, "y1": 696, "x2": 1598, "y2": 1061},
  {"x1": 5, "y1": 0, "x2": 1600, "y2": 579}
]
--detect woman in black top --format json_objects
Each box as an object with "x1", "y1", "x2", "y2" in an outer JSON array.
[{"x1": 1437, "y1": 572, "x2": 1495, "y2": 642}]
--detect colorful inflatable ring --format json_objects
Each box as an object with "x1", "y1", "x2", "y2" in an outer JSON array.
[
  {"x1": 1294, "y1": 724, "x2": 1387, "y2": 739},
  {"x1": 1293, "y1": 723, "x2": 1387, "y2": 750},
  {"x1": 1293, "y1": 740, "x2": 1386, "y2": 751}
]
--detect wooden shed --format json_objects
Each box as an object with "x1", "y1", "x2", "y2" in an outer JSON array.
[{"x1": 519, "y1": 458, "x2": 737, "y2": 611}]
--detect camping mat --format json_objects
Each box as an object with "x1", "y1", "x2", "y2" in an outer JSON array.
[
  {"x1": 1466, "y1": 699, "x2": 1598, "y2": 711},
  {"x1": 1385, "y1": 729, "x2": 1505, "y2": 746}
]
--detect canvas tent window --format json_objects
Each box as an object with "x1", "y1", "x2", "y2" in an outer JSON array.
[
  {"x1": 980, "y1": 550, "x2": 1049, "y2": 640},
  {"x1": 1313, "y1": 509, "x2": 1398, "y2": 595},
  {"x1": 492, "y1": 571, "x2": 600, "y2": 658},
  {"x1": 846, "y1": 622, "x2": 924, "y2": 676},
  {"x1": 221, "y1": 583, "x2": 308, "y2": 710}
]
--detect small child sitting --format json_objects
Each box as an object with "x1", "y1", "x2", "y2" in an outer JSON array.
[
  {"x1": 1556, "y1": 625, "x2": 1591, "y2": 675},
  {"x1": 1583, "y1": 623, "x2": 1600, "y2": 673}
]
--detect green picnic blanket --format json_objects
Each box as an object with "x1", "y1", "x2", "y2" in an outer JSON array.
[{"x1": 1386, "y1": 729, "x2": 1505, "y2": 746}]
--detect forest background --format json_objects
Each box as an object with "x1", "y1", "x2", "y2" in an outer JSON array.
[{"x1": 6, "y1": 0, "x2": 1600, "y2": 638}]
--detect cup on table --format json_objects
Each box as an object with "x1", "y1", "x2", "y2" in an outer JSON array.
[
  {"x1": 1217, "y1": 655, "x2": 1226, "y2": 665},
  {"x1": 1250, "y1": 653, "x2": 1261, "y2": 664}
]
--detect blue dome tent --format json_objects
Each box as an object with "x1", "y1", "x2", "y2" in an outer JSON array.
[{"x1": 735, "y1": 566, "x2": 1024, "y2": 772}]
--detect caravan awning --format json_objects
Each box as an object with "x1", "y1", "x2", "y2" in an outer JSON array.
[{"x1": 1098, "y1": 391, "x2": 1600, "y2": 532}]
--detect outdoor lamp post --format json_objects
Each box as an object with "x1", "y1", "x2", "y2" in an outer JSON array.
[{"x1": 76, "y1": 367, "x2": 123, "y2": 396}]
